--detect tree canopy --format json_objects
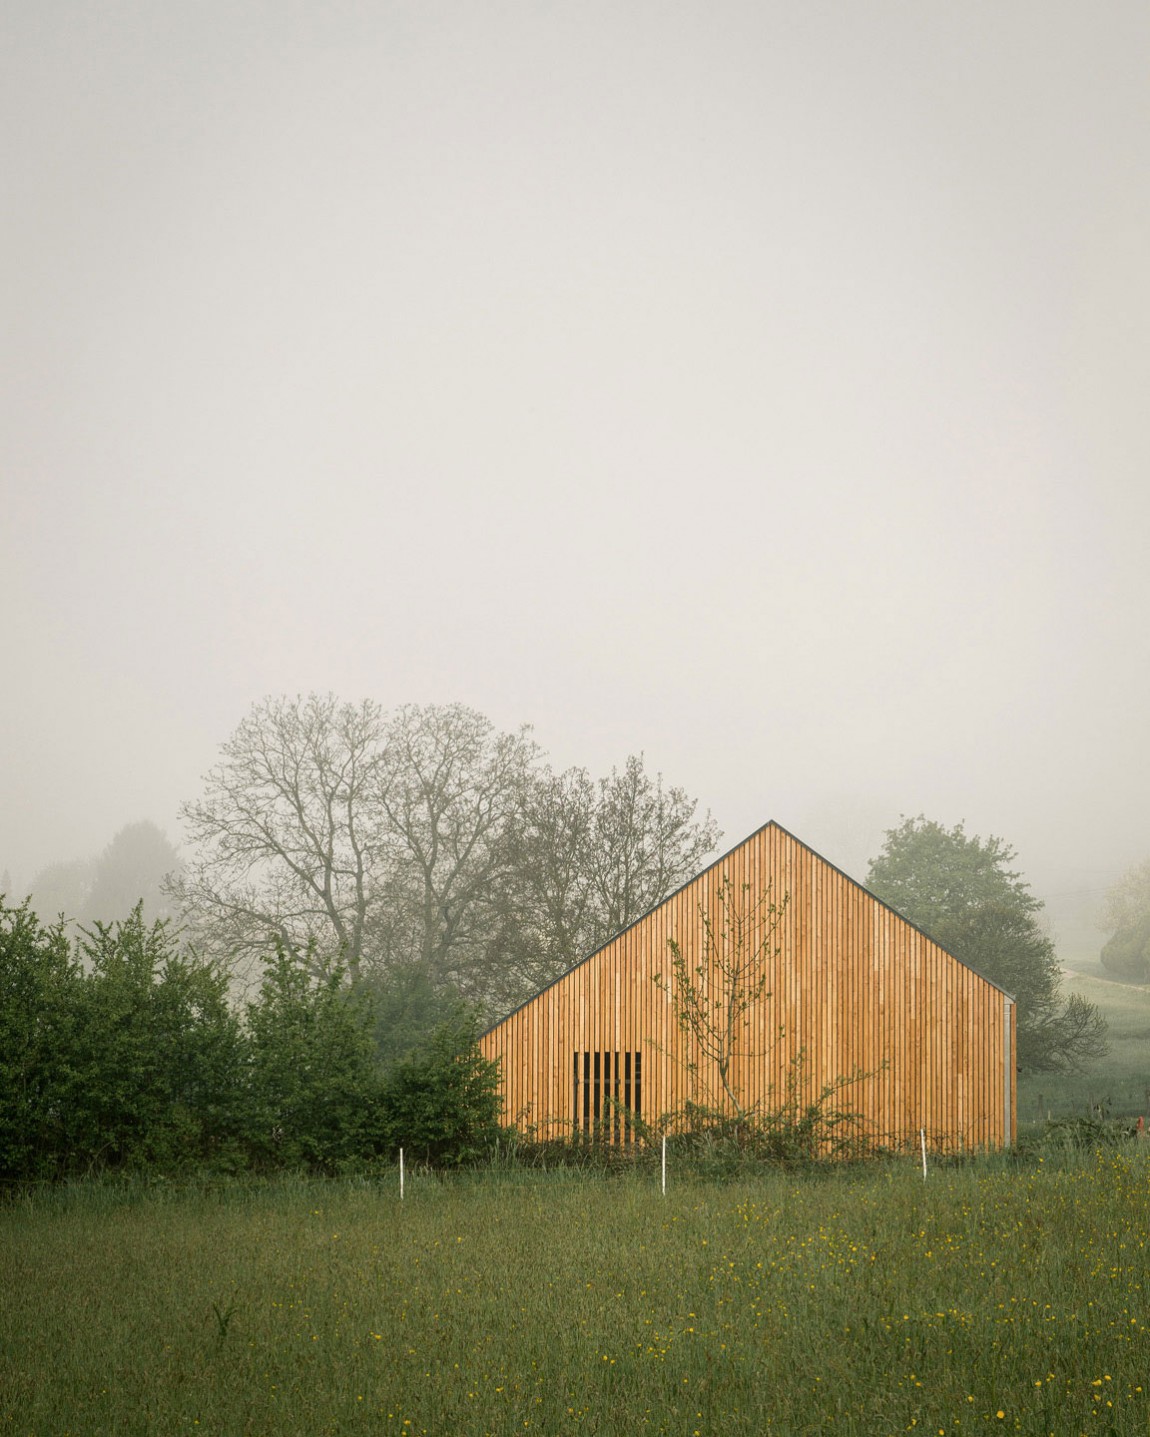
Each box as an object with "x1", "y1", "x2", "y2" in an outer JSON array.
[
  {"x1": 81, "y1": 821, "x2": 182, "y2": 927},
  {"x1": 169, "y1": 694, "x2": 721, "y2": 1012},
  {"x1": 487, "y1": 754, "x2": 721, "y2": 1008},
  {"x1": 866, "y1": 816, "x2": 1107, "y2": 1073}
]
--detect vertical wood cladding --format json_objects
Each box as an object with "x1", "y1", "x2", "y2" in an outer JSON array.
[{"x1": 479, "y1": 823, "x2": 1016, "y2": 1151}]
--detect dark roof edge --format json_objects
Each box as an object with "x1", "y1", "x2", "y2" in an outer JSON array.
[
  {"x1": 480, "y1": 818, "x2": 1013, "y2": 1037},
  {"x1": 480, "y1": 817, "x2": 781, "y2": 1035}
]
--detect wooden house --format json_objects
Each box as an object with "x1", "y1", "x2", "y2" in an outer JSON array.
[{"x1": 478, "y1": 822, "x2": 1016, "y2": 1152}]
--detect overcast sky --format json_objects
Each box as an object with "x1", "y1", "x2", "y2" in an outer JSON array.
[{"x1": 2, "y1": 1, "x2": 1147, "y2": 943}]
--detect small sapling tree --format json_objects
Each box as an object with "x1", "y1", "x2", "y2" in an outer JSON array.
[
  {"x1": 658, "y1": 876, "x2": 788, "y2": 1128},
  {"x1": 655, "y1": 877, "x2": 875, "y2": 1163}
]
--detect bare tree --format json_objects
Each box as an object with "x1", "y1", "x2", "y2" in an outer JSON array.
[
  {"x1": 373, "y1": 704, "x2": 539, "y2": 998},
  {"x1": 660, "y1": 877, "x2": 788, "y2": 1124},
  {"x1": 489, "y1": 755, "x2": 722, "y2": 1009},
  {"x1": 588, "y1": 755, "x2": 721, "y2": 937},
  {"x1": 171, "y1": 696, "x2": 540, "y2": 996},
  {"x1": 169, "y1": 694, "x2": 388, "y2": 983},
  {"x1": 489, "y1": 765, "x2": 600, "y2": 1001},
  {"x1": 172, "y1": 697, "x2": 720, "y2": 1012}
]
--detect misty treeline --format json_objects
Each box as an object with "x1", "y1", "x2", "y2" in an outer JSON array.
[
  {"x1": 19, "y1": 820, "x2": 181, "y2": 934},
  {"x1": 1100, "y1": 858, "x2": 1150, "y2": 983},
  {"x1": 167, "y1": 695, "x2": 721, "y2": 1014},
  {"x1": 1, "y1": 696, "x2": 722, "y2": 1183},
  {"x1": 3, "y1": 699, "x2": 1114, "y2": 1190},
  {"x1": 0, "y1": 901, "x2": 501, "y2": 1184}
]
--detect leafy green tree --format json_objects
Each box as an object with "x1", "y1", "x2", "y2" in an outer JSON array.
[
  {"x1": 866, "y1": 817, "x2": 1107, "y2": 1072},
  {"x1": 244, "y1": 945, "x2": 385, "y2": 1171},
  {"x1": 0, "y1": 901, "x2": 79, "y2": 1182},
  {"x1": 244, "y1": 947, "x2": 500, "y2": 1171},
  {"x1": 68, "y1": 909, "x2": 246, "y2": 1173},
  {"x1": 865, "y1": 817, "x2": 1040, "y2": 933},
  {"x1": 1101, "y1": 919, "x2": 1150, "y2": 983},
  {"x1": 378, "y1": 1020, "x2": 501, "y2": 1166},
  {"x1": 0, "y1": 902, "x2": 244, "y2": 1180}
]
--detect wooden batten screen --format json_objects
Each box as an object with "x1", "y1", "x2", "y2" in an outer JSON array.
[
  {"x1": 480, "y1": 821, "x2": 1016, "y2": 1152},
  {"x1": 573, "y1": 1050, "x2": 642, "y2": 1140}
]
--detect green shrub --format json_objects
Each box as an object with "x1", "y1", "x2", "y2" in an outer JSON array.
[
  {"x1": 378, "y1": 1020, "x2": 501, "y2": 1166},
  {"x1": 244, "y1": 946, "x2": 386, "y2": 1173},
  {"x1": 1101, "y1": 918, "x2": 1150, "y2": 983},
  {"x1": 0, "y1": 901, "x2": 78, "y2": 1182},
  {"x1": 67, "y1": 911, "x2": 248, "y2": 1175},
  {"x1": 359, "y1": 960, "x2": 475, "y2": 1066},
  {"x1": 0, "y1": 902, "x2": 246, "y2": 1182}
]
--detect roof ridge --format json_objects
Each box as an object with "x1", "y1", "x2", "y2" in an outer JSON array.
[{"x1": 480, "y1": 819, "x2": 1012, "y2": 1035}]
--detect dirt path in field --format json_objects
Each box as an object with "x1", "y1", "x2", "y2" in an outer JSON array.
[{"x1": 1061, "y1": 967, "x2": 1150, "y2": 992}]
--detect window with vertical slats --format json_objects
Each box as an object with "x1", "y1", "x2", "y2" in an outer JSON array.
[{"x1": 572, "y1": 1050, "x2": 642, "y2": 1140}]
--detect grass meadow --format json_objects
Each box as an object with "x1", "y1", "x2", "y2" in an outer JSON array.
[
  {"x1": 5, "y1": 1151, "x2": 1150, "y2": 1436},
  {"x1": 1018, "y1": 966, "x2": 1150, "y2": 1122}
]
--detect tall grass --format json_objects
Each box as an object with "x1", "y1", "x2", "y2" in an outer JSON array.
[{"x1": 4, "y1": 1153, "x2": 1150, "y2": 1434}]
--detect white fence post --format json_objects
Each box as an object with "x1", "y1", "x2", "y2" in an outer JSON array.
[{"x1": 400, "y1": 1146, "x2": 405, "y2": 1201}]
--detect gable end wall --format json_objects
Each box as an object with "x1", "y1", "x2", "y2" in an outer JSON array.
[{"x1": 479, "y1": 823, "x2": 1015, "y2": 1150}]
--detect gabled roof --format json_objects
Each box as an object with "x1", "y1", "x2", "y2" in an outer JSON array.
[{"x1": 482, "y1": 818, "x2": 1012, "y2": 1036}]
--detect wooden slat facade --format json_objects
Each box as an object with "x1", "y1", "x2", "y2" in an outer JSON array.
[{"x1": 479, "y1": 822, "x2": 1016, "y2": 1152}]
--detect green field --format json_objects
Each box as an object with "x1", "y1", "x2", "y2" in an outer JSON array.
[
  {"x1": 5, "y1": 1156, "x2": 1150, "y2": 1436},
  {"x1": 1017, "y1": 967, "x2": 1150, "y2": 1123}
]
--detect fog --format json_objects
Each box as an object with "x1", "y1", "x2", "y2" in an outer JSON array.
[{"x1": 3, "y1": 2, "x2": 1147, "y2": 951}]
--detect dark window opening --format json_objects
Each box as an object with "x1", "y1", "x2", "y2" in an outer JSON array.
[{"x1": 572, "y1": 1050, "x2": 642, "y2": 1141}]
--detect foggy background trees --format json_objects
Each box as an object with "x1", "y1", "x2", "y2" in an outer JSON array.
[
  {"x1": 21, "y1": 821, "x2": 181, "y2": 933},
  {"x1": 4, "y1": 692, "x2": 1120, "y2": 1081},
  {"x1": 168, "y1": 694, "x2": 721, "y2": 1014},
  {"x1": 0, "y1": 693, "x2": 1129, "y2": 1184},
  {"x1": 1099, "y1": 859, "x2": 1150, "y2": 983},
  {"x1": 866, "y1": 816, "x2": 1108, "y2": 1073},
  {"x1": 4, "y1": 693, "x2": 722, "y2": 1105},
  {"x1": 82, "y1": 822, "x2": 182, "y2": 928}
]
